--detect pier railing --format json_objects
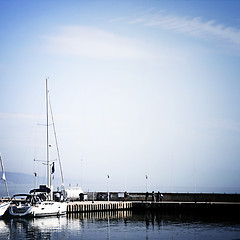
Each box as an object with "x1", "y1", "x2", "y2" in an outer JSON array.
[{"x1": 86, "y1": 192, "x2": 240, "y2": 203}]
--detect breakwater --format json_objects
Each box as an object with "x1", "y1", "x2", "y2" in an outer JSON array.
[
  {"x1": 66, "y1": 200, "x2": 240, "y2": 214},
  {"x1": 64, "y1": 192, "x2": 240, "y2": 214},
  {"x1": 132, "y1": 201, "x2": 240, "y2": 214}
]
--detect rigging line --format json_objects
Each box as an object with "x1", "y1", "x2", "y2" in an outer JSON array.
[{"x1": 49, "y1": 95, "x2": 65, "y2": 188}]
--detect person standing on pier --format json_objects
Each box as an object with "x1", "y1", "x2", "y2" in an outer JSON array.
[
  {"x1": 156, "y1": 191, "x2": 163, "y2": 202},
  {"x1": 151, "y1": 191, "x2": 155, "y2": 202},
  {"x1": 160, "y1": 193, "x2": 163, "y2": 201},
  {"x1": 124, "y1": 191, "x2": 128, "y2": 201},
  {"x1": 145, "y1": 191, "x2": 149, "y2": 201},
  {"x1": 156, "y1": 191, "x2": 160, "y2": 202}
]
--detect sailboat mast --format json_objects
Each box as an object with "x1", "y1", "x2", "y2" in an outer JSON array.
[{"x1": 46, "y1": 79, "x2": 51, "y2": 188}]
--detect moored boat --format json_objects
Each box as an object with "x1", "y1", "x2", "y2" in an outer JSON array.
[
  {"x1": 9, "y1": 186, "x2": 67, "y2": 217},
  {"x1": 9, "y1": 79, "x2": 67, "y2": 218},
  {"x1": 0, "y1": 153, "x2": 11, "y2": 217}
]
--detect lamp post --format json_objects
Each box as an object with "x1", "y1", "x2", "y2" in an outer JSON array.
[
  {"x1": 107, "y1": 174, "x2": 110, "y2": 201},
  {"x1": 34, "y1": 172, "x2": 37, "y2": 189},
  {"x1": 145, "y1": 175, "x2": 148, "y2": 192},
  {"x1": 80, "y1": 159, "x2": 83, "y2": 187}
]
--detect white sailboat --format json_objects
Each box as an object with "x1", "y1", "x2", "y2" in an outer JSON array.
[
  {"x1": 0, "y1": 153, "x2": 11, "y2": 217},
  {"x1": 9, "y1": 79, "x2": 67, "y2": 217}
]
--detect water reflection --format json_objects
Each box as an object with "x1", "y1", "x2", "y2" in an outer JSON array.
[
  {"x1": 0, "y1": 210, "x2": 240, "y2": 240},
  {"x1": 0, "y1": 217, "x2": 67, "y2": 240},
  {"x1": 67, "y1": 210, "x2": 132, "y2": 220}
]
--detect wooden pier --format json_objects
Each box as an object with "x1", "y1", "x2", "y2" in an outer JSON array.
[
  {"x1": 132, "y1": 201, "x2": 240, "y2": 214},
  {"x1": 67, "y1": 201, "x2": 132, "y2": 213},
  {"x1": 67, "y1": 200, "x2": 240, "y2": 215}
]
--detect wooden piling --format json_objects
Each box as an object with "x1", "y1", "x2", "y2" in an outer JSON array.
[{"x1": 67, "y1": 201, "x2": 133, "y2": 213}]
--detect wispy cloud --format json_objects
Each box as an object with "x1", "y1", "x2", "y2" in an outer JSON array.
[
  {"x1": 43, "y1": 26, "x2": 149, "y2": 59},
  {"x1": 109, "y1": 17, "x2": 126, "y2": 23},
  {"x1": 199, "y1": 119, "x2": 240, "y2": 133},
  {"x1": 128, "y1": 10, "x2": 240, "y2": 46}
]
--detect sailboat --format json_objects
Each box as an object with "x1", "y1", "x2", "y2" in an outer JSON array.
[
  {"x1": 9, "y1": 79, "x2": 67, "y2": 217},
  {"x1": 0, "y1": 153, "x2": 11, "y2": 217}
]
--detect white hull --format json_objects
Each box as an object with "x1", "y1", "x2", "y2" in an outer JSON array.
[
  {"x1": 0, "y1": 202, "x2": 11, "y2": 217},
  {"x1": 9, "y1": 201, "x2": 67, "y2": 217}
]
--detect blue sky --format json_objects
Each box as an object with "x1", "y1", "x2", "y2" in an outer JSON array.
[{"x1": 1, "y1": 0, "x2": 240, "y2": 193}]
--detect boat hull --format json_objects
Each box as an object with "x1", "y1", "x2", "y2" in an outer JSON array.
[
  {"x1": 9, "y1": 201, "x2": 67, "y2": 218},
  {"x1": 0, "y1": 202, "x2": 11, "y2": 217}
]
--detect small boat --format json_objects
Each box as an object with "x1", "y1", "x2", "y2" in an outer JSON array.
[
  {"x1": 9, "y1": 189, "x2": 67, "y2": 217},
  {"x1": 0, "y1": 153, "x2": 11, "y2": 217},
  {"x1": 9, "y1": 79, "x2": 67, "y2": 217}
]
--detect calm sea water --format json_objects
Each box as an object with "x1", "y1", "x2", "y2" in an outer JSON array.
[{"x1": 0, "y1": 211, "x2": 240, "y2": 240}]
